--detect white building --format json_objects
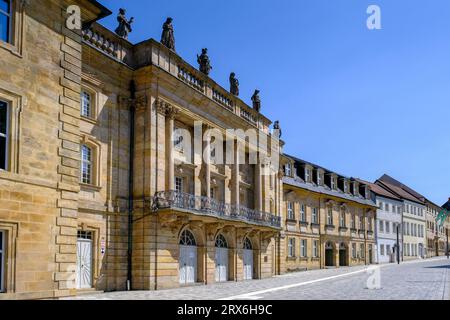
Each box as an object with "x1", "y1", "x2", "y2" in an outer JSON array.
[
  {"x1": 359, "y1": 180, "x2": 403, "y2": 264},
  {"x1": 377, "y1": 175, "x2": 427, "y2": 261}
]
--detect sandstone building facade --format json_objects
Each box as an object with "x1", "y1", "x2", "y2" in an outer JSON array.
[
  {"x1": 280, "y1": 156, "x2": 377, "y2": 272},
  {"x1": 0, "y1": 0, "x2": 282, "y2": 299}
]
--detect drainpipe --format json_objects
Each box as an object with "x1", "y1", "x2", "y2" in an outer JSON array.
[{"x1": 127, "y1": 80, "x2": 136, "y2": 291}]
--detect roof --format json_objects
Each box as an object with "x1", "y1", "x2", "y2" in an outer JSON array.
[
  {"x1": 355, "y1": 178, "x2": 401, "y2": 201},
  {"x1": 285, "y1": 154, "x2": 350, "y2": 179},
  {"x1": 375, "y1": 180, "x2": 424, "y2": 205},
  {"x1": 443, "y1": 199, "x2": 450, "y2": 211},
  {"x1": 84, "y1": 0, "x2": 112, "y2": 27},
  {"x1": 283, "y1": 176, "x2": 377, "y2": 207},
  {"x1": 379, "y1": 174, "x2": 426, "y2": 202}
]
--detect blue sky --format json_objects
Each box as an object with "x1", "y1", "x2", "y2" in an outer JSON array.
[{"x1": 97, "y1": 0, "x2": 450, "y2": 205}]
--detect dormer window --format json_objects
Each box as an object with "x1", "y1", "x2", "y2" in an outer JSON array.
[
  {"x1": 317, "y1": 170, "x2": 322, "y2": 186},
  {"x1": 305, "y1": 167, "x2": 311, "y2": 183},
  {"x1": 285, "y1": 163, "x2": 291, "y2": 177},
  {"x1": 353, "y1": 182, "x2": 359, "y2": 196},
  {"x1": 330, "y1": 176, "x2": 336, "y2": 190}
]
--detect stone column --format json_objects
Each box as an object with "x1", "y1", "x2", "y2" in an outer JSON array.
[
  {"x1": 166, "y1": 110, "x2": 175, "y2": 191},
  {"x1": 232, "y1": 138, "x2": 240, "y2": 207},
  {"x1": 204, "y1": 125, "x2": 211, "y2": 198}
]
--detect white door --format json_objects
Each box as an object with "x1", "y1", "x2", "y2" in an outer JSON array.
[
  {"x1": 215, "y1": 248, "x2": 228, "y2": 282},
  {"x1": 179, "y1": 245, "x2": 197, "y2": 284},
  {"x1": 243, "y1": 249, "x2": 253, "y2": 280},
  {"x1": 76, "y1": 239, "x2": 92, "y2": 289}
]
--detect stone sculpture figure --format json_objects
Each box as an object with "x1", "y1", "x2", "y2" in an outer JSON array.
[
  {"x1": 229, "y1": 72, "x2": 239, "y2": 96},
  {"x1": 114, "y1": 8, "x2": 134, "y2": 40},
  {"x1": 273, "y1": 120, "x2": 282, "y2": 138},
  {"x1": 161, "y1": 17, "x2": 175, "y2": 51},
  {"x1": 197, "y1": 48, "x2": 212, "y2": 75},
  {"x1": 251, "y1": 89, "x2": 261, "y2": 112}
]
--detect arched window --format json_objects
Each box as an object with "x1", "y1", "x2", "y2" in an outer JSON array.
[
  {"x1": 215, "y1": 234, "x2": 228, "y2": 248},
  {"x1": 243, "y1": 237, "x2": 252, "y2": 250},
  {"x1": 339, "y1": 242, "x2": 346, "y2": 250},
  {"x1": 179, "y1": 229, "x2": 196, "y2": 246},
  {"x1": 325, "y1": 242, "x2": 333, "y2": 250}
]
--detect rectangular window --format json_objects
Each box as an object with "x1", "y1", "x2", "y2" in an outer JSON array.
[
  {"x1": 0, "y1": 100, "x2": 7, "y2": 170},
  {"x1": 359, "y1": 216, "x2": 364, "y2": 230},
  {"x1": 300, "y1": 239, "x2": 307, "y2": 257},
  {"x1": 0, "y1": 230, "x2": 4, "y2": 292},
  {"x1": 380, "y1": 244, "x2": 385, "y2": 256},
  {"x1": 284, "y1": 163, "x2": 291, "y2": 177},
  {"x1": 330, "y1": 177, "x2": 336, "y2": 190},
  {"x1": 312, "y1": 208, "x2": 318, "y2": 223},
  {"x1": 287, "y1": 202, "x2": 294, "y2": 220},
  {"x1": 379, "y1": 220, "x2": 384, "y2": 232},
  {"x1": 317, "y1": 171, "x2": 322, "y2": 185},
  {"x1": 305, "y1": 168, "x2": 310, "y2": 182},
  {"x1": 385, "y1": 221, "x2": 390, "y2": 233},
  {"x1": 327, "y1": 207, "x2": 333, "y2": 225},
  {"x1": 384, "y1": 203, "x2": 389, "y2": 211},
  {"x1": 352, "y1": 243, "x2": 357, "y2": 258},
  {"x1": 360, "y1": 243, "x2": 365, "y2": 258},
  {"x1": 313, "y1": 240, "x2": 318, "y2": 258},
  {"x1": 175, "y1": 176, "x2": 183, "y2": 193},
  {"x1": 288, "y1": 238, "x2": 295, "y2": 258},
  {"x1": 351, "y1": 214, "x2": 356, "y2": 229},
  {"x1": 80, "y1": 145, "x2": 92, "y2": 184},
  {"x1": 340, "y1": 211, "x2": 345, "y2": 227},
  {"x1": 80, "y1": 90, "x2": 92, "y2": 118},
  {"x1": 300, "y1": 204, "x2": 306, "y2": 222},
  {"x1": 386, "y1": 245, "x2": 391, "y2": 255},
  {"x1": 0, "y1": 0, "x2": 11, "y2": 43}
]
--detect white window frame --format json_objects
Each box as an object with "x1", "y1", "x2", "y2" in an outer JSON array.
[
  {"x1": 352, "y1": 243, "x2": 357, "y2": 258},
  {"x1": 300, "y1": 239, "x2": 307, "y2": 257},
  {"x1": 288, "y1": 238, "x2": 295, "y2": 258},
  {"x1": 312, "y1": 240, "x2": 318, "y2": 258},
  {"x1": 0, "y1": 99, "x2": 8, "y2": 171},
  {"x1": 80, "y1": 90, "x2": 92, "y2": 118},
  {"x1": 317, "y1": 171, "x2": 322, "y2": 186},
  {"x1": 312, "y1": 208, "x2": 318, "y2": 223},
  {"x1": 380, "y1": 244, "x2": 385, "y2": 256},
  {"x1": 287, "y1": 202, "x2": 294, "y2": 220},
  {"x1": 300, "y1": 204, "x2": 306, "y2": 222},
  {"x1": 327, "y1": 207, "x2": 333, "y2": 225},
  {"x1": 340, "y1": 210, "x2": 345, "y2": 227},
  {"x1": 285, "y1": 163, "x2": 291, "y2": 177},
  {"x1": 80, "y1": 144, "x2": 93, "y2": 185}
]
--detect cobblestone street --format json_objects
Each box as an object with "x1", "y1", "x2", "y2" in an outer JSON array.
[{"x1": 64, "y1": 257, "x2": 450, "y2": 300}]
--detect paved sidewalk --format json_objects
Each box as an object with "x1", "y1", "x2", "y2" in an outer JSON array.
[{"x1": 62, "y1": 257, "x2": 450, "y2": 300}]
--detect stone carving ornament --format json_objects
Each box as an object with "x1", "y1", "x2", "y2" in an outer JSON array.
[
  {"x1": 251, "y1": 89, "x2": 261, "y2": 112},
  {"x1": 229, "y1": 72, "x2": 239, "y2": 96}
]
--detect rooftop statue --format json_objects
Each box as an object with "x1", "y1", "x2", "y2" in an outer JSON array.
[
  {"x1": 114, "y1": 8, "x2": 134, "y2": 40},
  {"x1": 197, "y1": 48, "x2": 212, "y2": 75},
  {"x1": 273, "y1": 120, "x2": 282, "y2": 138},
  {"x1": 161, "y1": 17, "x2": 175, "y2": 51},
  {"x1": 251, "y1": 89, "x2": 261, "y2": 112},
  {"x1": 229, "y1": 72, "x2": 239, "y2": 96}
]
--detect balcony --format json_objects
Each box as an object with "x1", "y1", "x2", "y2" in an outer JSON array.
[{"x1": 153, "y1": 190, "x2": 281, "y2": 229}]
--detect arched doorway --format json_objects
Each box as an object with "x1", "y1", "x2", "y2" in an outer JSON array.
[
  {"x1": 243, "y1": 237, "x2": 253, "y2": 280},
  {"x1": 339, "y1": 242, "x2": 347, "y2": 266},
  {"x1": 215, "y1": 234, "x2": 228, "y2": 282},
  {"x1": 325, "y1": 242, "x2": 334, "y2": 267},
  {"x1": 179, "y1": 229, "x2": 197, "y2": 284}
]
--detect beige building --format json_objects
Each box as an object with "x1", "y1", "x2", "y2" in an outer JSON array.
[
  {"x1": 280, "y1": 156, "x2": 377, "y2": 272},
  {"x1": 0, "y1": 0, "x2": 283, "y2": 299}
]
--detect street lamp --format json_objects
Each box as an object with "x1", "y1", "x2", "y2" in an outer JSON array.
[{"x1": 396, "y1": 224, "x2": 400, "y2": 264}]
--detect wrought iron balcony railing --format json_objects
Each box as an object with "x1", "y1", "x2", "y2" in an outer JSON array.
[{"x1": 153, "y1": 190, "x2": 281, "y2": 229}]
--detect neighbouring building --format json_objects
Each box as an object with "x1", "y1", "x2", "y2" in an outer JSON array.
[
  {"x1": 358, "y1": 179, "x2": 403, "y2": 264},
  {"x1": 376, "y1": 175, "x2": 427, "y2": 260},
  {"x1": 280, "y1": 156, "x2": 377, "y2": 272},
  {"x1": 425, "y1": 201, "x2": 446, "y2": 257},
  {"x1": 0, "y1": 0, "x2": 283, "y2": 299}
]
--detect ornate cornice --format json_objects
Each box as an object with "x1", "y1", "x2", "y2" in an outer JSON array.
[{"x1": 155, "y1": 98, "x2": 180, "y2": 118}]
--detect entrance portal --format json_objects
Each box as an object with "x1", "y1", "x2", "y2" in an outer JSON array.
[{"x1": 325, "y1": 242, "x2": 334, "y2": 267}]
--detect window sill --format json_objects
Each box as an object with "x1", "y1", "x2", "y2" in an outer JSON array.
[
  {"x1": 325, "y1": 224, "x2": 335, "y2": 230},
  {"x1": 80, "y1": 183, "x2": 102, "y2": 192},
  {"x1": 0, "y1": 41, "x2": 22, "y2": 58},
  {"x1": 286, "y1": 256, "x2": 297, "y2": 261},
  {"x1": 339, "y1": 227, "x2": 348, "y2": 232},
  {"x1": 81, "y1": 115, "x2": 98, "y2": 125},
  {"x1": 299, "y1": 221, "x2": 308, "y2": 227},
  {"x1": 286, "y1": 219, "x2": 297, "y2": 224}
]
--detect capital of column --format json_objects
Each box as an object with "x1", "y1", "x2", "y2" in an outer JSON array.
[{"x1": 156, "y1": 98, "x2": 180, "y2": 119}]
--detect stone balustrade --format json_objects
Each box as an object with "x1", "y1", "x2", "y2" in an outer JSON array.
[{"x1": 153, "y1": 190, "x2": 281, "y2": 228}]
